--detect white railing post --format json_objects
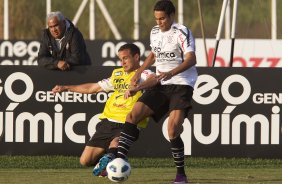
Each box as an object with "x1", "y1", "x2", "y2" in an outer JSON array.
[
  {"x1": 225, "y1": 0, "x2": 231, "y2": 39},
  {"x1": 133, "y1": 0, "x2": 139, "y2": 40},
  {"x1": 96, "y1": 0, "x2": 121, "y2": 40},
  {"x1": 178, "y1": 0, "x2": 183, "y2": 25},
  {"x1": 4, "y1": 0, "x2": 9, "y2": 40},
  {"x1": 46, "y1": 0, "x2": 51, "y2": 27},
  {"x1": 72, "y1": 0, "x2": 89, "y2": 26},
  {"x1": 271, "y1": 0, "x2": 277, "y2": 40},
  {"x1": 89, "y1": 0, "x2": 95, "y2": 40}
]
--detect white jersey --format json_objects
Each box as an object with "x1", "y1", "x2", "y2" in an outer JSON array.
[
  {"x1": 150, "y1": 22, "x2": 198, "y2": 87},
  {"x1": 98, "y1": 69, "x2": 153, "y2": 92}
]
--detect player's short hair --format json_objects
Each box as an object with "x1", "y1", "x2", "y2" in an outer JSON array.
[
  {"x1": 46, "y1": 11, "x2": 65, "y2": 23},
  {"x1": 118, "y1": 43, "x2": 140, "y2": 58},
  {"x1": 154, "y1": 0, "x2": 175, "y2": 16}
]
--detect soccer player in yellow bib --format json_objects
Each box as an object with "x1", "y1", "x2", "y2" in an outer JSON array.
[{"x1": 51, "y1": 43, "x2": 157, "y2": 176}]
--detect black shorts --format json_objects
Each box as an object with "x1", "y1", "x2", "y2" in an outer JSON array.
[
  {"x1": 86, "y1": 119, "x2": 124, "y2": 149},
  {"x1": 138, "y1": 84, "x2": 193, "y2": 122}
]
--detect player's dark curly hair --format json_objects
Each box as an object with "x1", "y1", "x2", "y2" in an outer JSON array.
[
  {"x1": 118, "y1": 43, "x2": 140, "y2": 57},
  {"x1": 154, "y1": 0, "x2": 175, "y2": 16}
]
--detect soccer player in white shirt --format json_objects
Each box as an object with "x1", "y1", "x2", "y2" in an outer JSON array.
[{"x1": 116, "y1": 1, "x2": 198, "y2": 183}]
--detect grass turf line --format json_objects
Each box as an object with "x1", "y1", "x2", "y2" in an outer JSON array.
[{"x1": 0, "y1": 156, "x2": 282, "y2": 169}]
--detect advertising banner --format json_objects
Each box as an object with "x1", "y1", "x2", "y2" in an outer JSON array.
[
  {"x1": 1, "y1": 39, "x2": 282, "y2": 67},
  {"x1": 0, "y1": 66, "x2": 281, "y2": 158}
]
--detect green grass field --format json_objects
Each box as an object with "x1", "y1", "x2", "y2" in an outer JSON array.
[{"x1": 0, "y1": 156, "x2": 282, "y2": 184}]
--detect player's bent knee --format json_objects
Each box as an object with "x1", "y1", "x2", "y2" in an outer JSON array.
[
  {"x1": 126, "y1": 112, "x2": 138, "y2": 124},
  {"x1": 80, "y1": 157, "x2": 91, "y2": 167},
  {"x1": 126, "y1": 112, "x2": 133, "y2": 122}
]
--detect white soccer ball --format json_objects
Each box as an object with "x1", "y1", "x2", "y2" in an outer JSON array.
[{"x1": 106, "y1": 158, "x2": 131, "y2": 183}]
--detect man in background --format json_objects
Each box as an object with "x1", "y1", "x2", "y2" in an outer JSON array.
[{"x1": 38, "y1": 11, "x2": 91, "y2": 71}]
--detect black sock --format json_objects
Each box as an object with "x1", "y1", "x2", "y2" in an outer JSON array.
[
  {"x1": 170, "y1": 136, "x2": 185, "y2": 175},
  {"x1": 107, "y1": 147, "x2": 117, "y2": 159},
  {"x1": 117, "y1": 122, "x2": 139, "y2": 159}
]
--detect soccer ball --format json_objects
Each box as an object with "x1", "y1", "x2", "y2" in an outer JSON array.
[{"x1": 106, "y1": 158, "x2": 131, "y2": 182}]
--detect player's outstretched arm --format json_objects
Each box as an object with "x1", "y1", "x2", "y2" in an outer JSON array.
[
  {"x1": 52, "y1": 83, "x2": 103, "y2": 94},
  {"x1": 131, "y1": 52, "x2": 155, "y2": 86},
  {"x1": 125, "y1": 74, "x2": 158, "y2": 99}
]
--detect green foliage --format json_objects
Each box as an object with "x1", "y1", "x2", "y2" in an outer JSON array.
[
  {"x1": 9, "y1": 0, "x2": 46, "y2": 39},
  {"x1": 1, "y1": 0, "x2": 282, "y2": 39}
]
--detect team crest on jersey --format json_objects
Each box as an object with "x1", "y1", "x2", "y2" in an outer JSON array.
[
  {"x1": 172, "y1": 26, "x2": 178, "y2": 33},
  {"x1": 151, "y1": 26, "x2": 160, "y2": 34},
  {"x1": 167, "y1": 35, "x2": 173, "y2": 43},
  {"x1": 114, "y1": 71, "x2": 123, "y2": 76}
]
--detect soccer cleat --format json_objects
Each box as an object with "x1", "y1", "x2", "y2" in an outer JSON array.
[
  {"x1": 98, "y1": 169, "x2": 108, "y2": 177},
  {"x1": 93, "y1": 154, "x2": 114, "y2": 176},
  {"x1": 172, "y1": 174, "x2": 188, "y2": 184}
]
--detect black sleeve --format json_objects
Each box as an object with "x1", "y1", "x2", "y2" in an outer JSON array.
[
  {"x1": 65, "y1": 28, "x2": 91, "y2": 66},
  {"x1": 37, "y1": 30, "x2": 59, "y2": 70}
]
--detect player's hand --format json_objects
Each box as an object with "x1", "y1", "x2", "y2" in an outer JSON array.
[
  {"x1": 124, "y1": 90, "x2": 131, "y2": 99},
  {"x1": 130, "y1": 72, "x2": 141, "y2": 86},
  {"x1": 52, "y1": 85, "x2": 66, "y2": 94},
  {"x1": 57, "y1": 61, "x2": 70, "y2": 71},
  {"x1": 124, "y1": 88, "x2": 138, "y2": 99},
  {"x1": 157, "y1": 70, "x2": 173, "y2": 81}
]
